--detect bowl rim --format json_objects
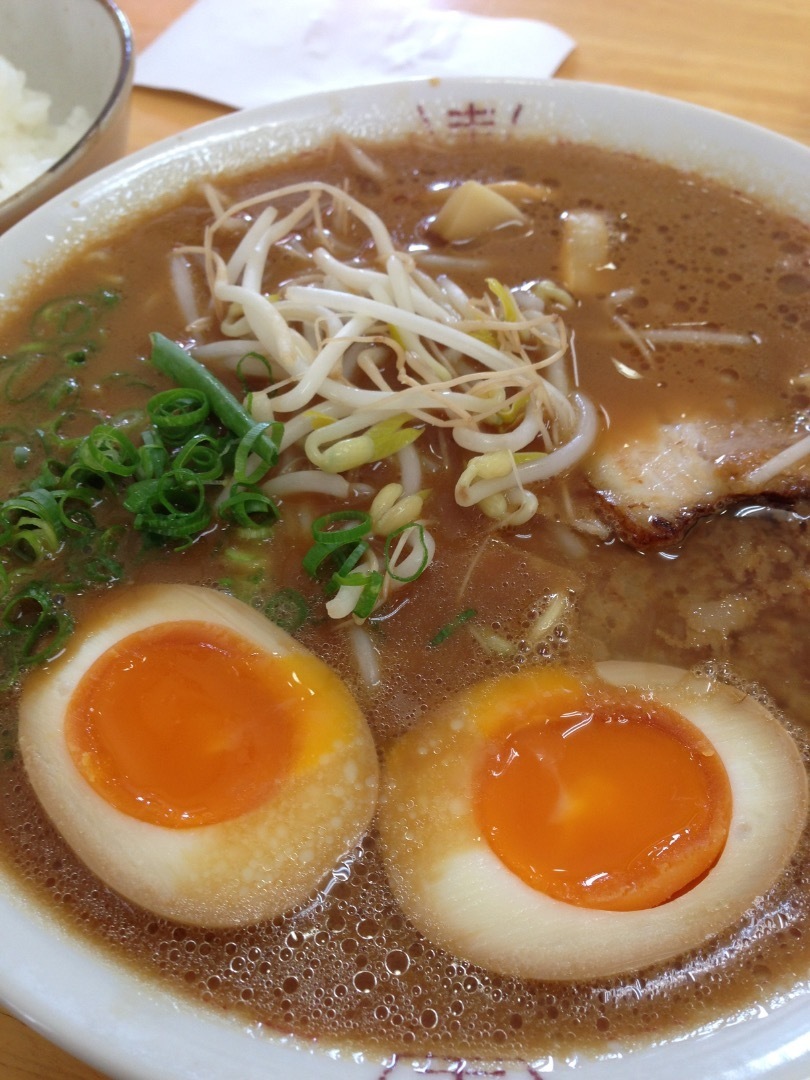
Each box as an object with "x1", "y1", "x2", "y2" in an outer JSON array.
[
  {"x1": 0, "y1": 73, "x2": 809, "y2": 1080},
  {"x1": 0, "y1": 0, "x2": 134, "y2": 225}
]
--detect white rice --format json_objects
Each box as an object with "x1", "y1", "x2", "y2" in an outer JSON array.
[{"x1": 0, "y1": 54, "x2": 91, "y2": 203}]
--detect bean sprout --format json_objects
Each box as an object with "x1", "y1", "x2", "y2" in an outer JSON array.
[
  {"x1": 745, "y1": 432, "x2": 810, "y2": 488},
  {"x1": 178, "y1": 177, "x2": 601, "y2": 623}
]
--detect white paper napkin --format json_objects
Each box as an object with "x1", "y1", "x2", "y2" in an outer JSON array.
[{"x1": 135, "y1": 0, "x2": 575, "y2": 110}]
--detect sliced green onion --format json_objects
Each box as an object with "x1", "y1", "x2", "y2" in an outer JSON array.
[
  {"x1": 95, "y1": 524, "x2": 125, "y2": 556},
  {"x1": 136, "y1": 431, "x2": 170, "y2": 480},
  {"x1": 233, "y1": 422, "x2": 283, "y2": 484},
  {"x1": 77, "y1": 554, "x2": 124, "y2": 584},
  {"x1": 303, "y1": 536, "x2": 370, "y2": 581},
  {"x1": 311, "y1": 510, "x2": 372, "y2": 547},
  {"x1": 173, "y1": 432, "x2": 226, "y2": 482},
  {"x1": 149, "y1": 333, "x2": 283, "y2": 470},
  {"x1": 45, "y1": 376, "x2": 80, "y2": 409},
  {"x1": 54, "y1": 488, "x2": 96, "y2": 534},
  {"x1": 325, "y1": 541, "x2": 370, "y2": 597},
  {"x1": 147, "y1": 387, "x2": 210, "y2": 445},
  {"x1": 429, "y1": 607, "x2": 477, "y2": 647},
  {"x1": 75, "y1": 425, "x2": 139, "y2": 478},
  {"x1": 331, "y1": 568, "x2": 384, "y2": 619},
  {"x1": 302, "y1": 540, "x2": 338, "y2": 577},
  {"x1": 350, "y1": 570, "x2": 384, "y2": 619},
  {"x1": 35, "y1": 457, "x2": 67, "y2": 490},
  {"x1": 383, "y1": 522, "x2": 429, "y2": 583},
  {"x1": 2, "y1": 354, "x2": 62, "y2": 404},
  {"x1": 0, "y1": 323, "x2": 297, "y2": 661},
  {"x1": 218, "y1": 484, "x2": 280, "y2": 529},
  {"x1": 59, "y1": 461, "x2": 110, "y2": 494},
  {"x1": 1, "y1": 582, "x2": 74, "y2": 671},
  {"x1": 124, "y1": 471, "x2": 211, "y2": 541},
  {"x1": 235, "y1": 351, "x2": 274, "y2": 395},
  {"x1": 64, "y1": 345, "x2": 94, "y2": 367},
  {"x1": 264, "y1": 587, "x2": 309, "y2": 633},
  {"x1": 29, "y1": 289, "x2": 118, "y2": 342},
  {"x1": 1, "y1": 489, "x2": 64, "y2": 561}
]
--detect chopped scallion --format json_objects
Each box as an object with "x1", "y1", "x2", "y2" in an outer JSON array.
[
  {"x1": 218, "y1": 484, "x2": 280, "y2": 530},
  {"x1": 149, "y1": 333, "x2": 283, "y2": 470},
  {"x1": 428, "y1": 607, "x2": 477, "y2": 647},
  {"x1": 147, "y1": 388, "x2": 210, "y2": 445},
  {"x1": 264, "y1": 587, "x2": 309, "y2": 633},
  {"x1": 311, "y1": 510, "x2": 372, "y2": 547},
  {"x1": 383, "y1": 522, "x2": 429, "y2": 583}
]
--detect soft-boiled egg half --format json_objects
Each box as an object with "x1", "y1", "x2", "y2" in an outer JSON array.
[
  {"x1": 378, "y1": 661, "x2": 808, "y2": 980},
  {"x1": 19, "y1": 584, "x2": 379, "y2": 928}
]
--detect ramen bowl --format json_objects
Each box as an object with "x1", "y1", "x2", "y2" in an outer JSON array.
[
  {"x1": 0, "y1": 0, "x2": 133, "y2": 232},
  {"x1": 0, "y1": 77, "x2": 809, "y2": 1080}
]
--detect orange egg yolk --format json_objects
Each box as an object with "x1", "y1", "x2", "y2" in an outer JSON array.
[
  {"x1": 476, "y1": 690, "x2": 732, "y2": 911},
  {"x1": 66, "y1": 621, "x2": 315, "y2": 829}
]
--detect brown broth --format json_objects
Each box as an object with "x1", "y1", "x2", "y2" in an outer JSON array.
[{"x1": 1, "y1": 135, "x2": 810, "y2": 1064}]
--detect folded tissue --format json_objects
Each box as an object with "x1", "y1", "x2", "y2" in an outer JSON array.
[{"x1": 136, "y1": 0, "x2": 575, "y2": 110}]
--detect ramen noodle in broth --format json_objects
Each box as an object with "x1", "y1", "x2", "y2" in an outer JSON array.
[{"x1": 1, "y1": 134, "x2": 810, "y2": 1063}]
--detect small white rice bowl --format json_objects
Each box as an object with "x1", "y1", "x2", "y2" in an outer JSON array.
[
  {"x1": 0, "y1": 0, "x2": 132, "y2": 231},
  {"x1": 0, "y1": 54, "x2": 91, "y2": 203}
]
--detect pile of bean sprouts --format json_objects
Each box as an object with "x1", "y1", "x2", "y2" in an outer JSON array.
[{"x1": 176, "y1": 179, "x2": 599, "y2": 626}]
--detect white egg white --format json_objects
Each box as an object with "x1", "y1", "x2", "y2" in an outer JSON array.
[
  {"x1": 19, "y1": 584, "x2": 379, "y2": 928},
  {"x1": 378, "y1": 660, "x2": 808, "y2": 980}
]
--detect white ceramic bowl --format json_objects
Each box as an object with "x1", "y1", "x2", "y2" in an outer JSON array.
[
  {"x1": 0, "y1": 77, "x2": 809, "y2": 1080},
  {"x1": 0, "y1": 0, "x2": 133, "y2": 232}
]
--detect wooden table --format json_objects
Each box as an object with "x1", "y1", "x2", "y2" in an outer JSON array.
[{"x1": 1, "y1": 1, "x2": 808, "y2": 1077}]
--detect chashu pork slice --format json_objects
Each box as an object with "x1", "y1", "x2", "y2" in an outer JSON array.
[{"x1": 588, "y1": 418, "x2": 810, "y2": 549}]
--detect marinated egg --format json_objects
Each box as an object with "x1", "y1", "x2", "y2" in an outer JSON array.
[
  {"x1": 378, "y1": 661, "x2": 808, "y2": 980},
  {"x1": 19, "y1": 584, "x2": 379, "y2": 928}
]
